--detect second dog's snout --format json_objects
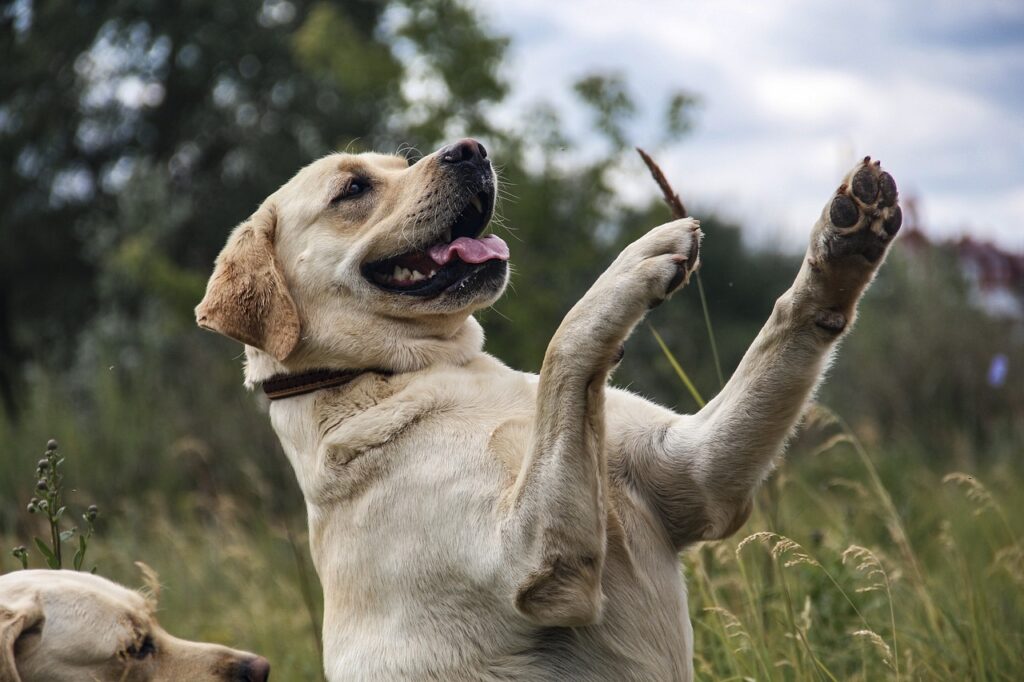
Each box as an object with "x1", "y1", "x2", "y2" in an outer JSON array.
[{"x1": 438, "y1": 138, "x2": 488, "y2": 165}]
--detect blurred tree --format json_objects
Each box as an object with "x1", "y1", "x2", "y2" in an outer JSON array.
[
  {"x1": 573, "y1": 73, "x2": 636, "y2": 151},
  {"x1": 0, "y1": 0, "x2": 509, "y2": 412}
]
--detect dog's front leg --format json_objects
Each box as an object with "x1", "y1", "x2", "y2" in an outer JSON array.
[
  {"x1": 631, "y1": 159, "x2": 902, "y2": 547},
  {"x1": 503, "y1": 218, "x2": 701, "y2": 627}
]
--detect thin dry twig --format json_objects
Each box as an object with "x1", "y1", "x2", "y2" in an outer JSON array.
[
  {"x1": 636, "y1": 147, "x2": 688, "y2": 219},
  {"x1": 636, "y1": 147, "x2": 725, "y2": 387}
]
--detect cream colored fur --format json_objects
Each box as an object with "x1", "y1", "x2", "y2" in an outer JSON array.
[
  {"x1": 198, "y1": 145, "x2": 900, "y2": 681},
  {"x1": 0, "y1": 569, "x2": 269, "y2": 682}
]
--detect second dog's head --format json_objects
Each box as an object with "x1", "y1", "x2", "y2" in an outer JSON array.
[
  {"x1": 0, "y1": 569, "x2": 269, "y2": 682},
  {"x1": 196, "y1": 139, "x2": 509, "y2": 382}
]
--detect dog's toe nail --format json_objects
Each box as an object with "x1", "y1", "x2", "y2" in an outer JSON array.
[
  {"x1": 829, "y1": 195, "x2": 859, "y2": 228},
  {"x1": 686, "y1": 238, "x2": 700, "y2": 266},
  {"x1": 665, "y1": 263, "x2": 688, "y2": 295}
]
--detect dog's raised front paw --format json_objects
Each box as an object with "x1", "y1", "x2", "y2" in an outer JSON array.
[
  {"x1": 803, "y1": 157, "x2": 902, "y2": 333},
  {"x1": 606, "y1": 218, "x2": 703, "y2": 310},
  {"x1": 818, "y1": 157, "x2": 901, "y2": 265},
  {"x1": 555, "y1": 218, "x2": 701, "y2": 361}
]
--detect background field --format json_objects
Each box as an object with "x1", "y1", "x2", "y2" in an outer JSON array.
[{"x1": 2, "y1": 1, "x2": 1022, "y2": 680}]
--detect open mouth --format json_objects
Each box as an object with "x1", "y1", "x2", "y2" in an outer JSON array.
[{"x1": 362, "y1": 187, "x2": 509, "y2": 297}]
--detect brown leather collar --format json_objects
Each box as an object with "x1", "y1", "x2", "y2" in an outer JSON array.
[{"x1": 260, "y1": 368, "x2": 390, "y2": 401}]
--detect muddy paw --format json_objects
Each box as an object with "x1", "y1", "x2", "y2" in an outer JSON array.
[{"x1": 822, "y1": 157, "x2": 901, "y2": 264}]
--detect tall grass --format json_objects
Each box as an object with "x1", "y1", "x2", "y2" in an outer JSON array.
[
  {"x1": 651, "y1": 322, "x2": 1023, "y2": 680},
  {"x1": 4, "y1": 420, "x2": 1020, "y2": 680},
  {"x1": 686, "y1": 425, "x2": 1024, "y2": 681}
]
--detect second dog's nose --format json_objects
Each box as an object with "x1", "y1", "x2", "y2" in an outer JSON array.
[
  {"x1": 234, "y1": 655, "x2": 271, "y2": 682},
  {"x1": 438, "y1": 138, "x2": 488, "y2": 165}
]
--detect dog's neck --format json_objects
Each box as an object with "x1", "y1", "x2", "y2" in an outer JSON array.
[{"x1": 242, "y1": 315, "x2": 485, "y2": 388}]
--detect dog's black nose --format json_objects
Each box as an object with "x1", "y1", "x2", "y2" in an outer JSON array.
[
  {"x1": 233, "y1": 655, "x2": 270, "y2": 682},
  {"x1": 438, "y1": 138, "x2": 488, "y2": 165}
]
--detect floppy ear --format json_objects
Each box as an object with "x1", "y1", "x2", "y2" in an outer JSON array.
[
  {"x1": 195, "y1": 204, "x2": 301, "y2": 361},
  {"x1": 0, "y1": 594, "x2": 44, "y2": 682},
  {"x1": 135, "y1": 561, "x2": 161, "y2": 615}
]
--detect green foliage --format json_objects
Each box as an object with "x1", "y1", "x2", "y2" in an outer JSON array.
[
  {"x1": 0, "y1": 0, "x2": 508, "y2": 408},
  {"x1": 664, "y1": 89, "x2": 701, "y2": 141},
  {"x1": 0, "y1": 330, "x2": 293, "y2": 533},
  {"x1": 686, "y1": 412, "x2": 1024, "y2": 681},
  {"x1": 573, "y1": 73, "x2": 637, "y2": 150},
  {"x1": 292, "y1": 4, "x2": 402, "y2": 100},
  {"x1": 11, "y1": 439, "x2": 99, "y2": 571},
  {"x1": 394, "y1": 0, "x2": 509, "y2": 142}
]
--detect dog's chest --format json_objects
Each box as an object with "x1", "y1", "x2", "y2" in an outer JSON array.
[
  {"x1": 272, "y1": 365, "x2": 537, "y2": 519},
  {"x1": 274, "y1": 367, "x2": 540, "y2": 647}
]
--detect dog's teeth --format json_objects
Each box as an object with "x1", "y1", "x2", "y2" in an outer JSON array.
[
  {"x1": 387, "y1": 265, "x2": 435, "y2": 285},
  {"x1": 469, "y1": 195, "x2": 483, "y2": 213}
]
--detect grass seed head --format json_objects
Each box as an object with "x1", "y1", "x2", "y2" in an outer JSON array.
[{"x1": 852, "y1": 629, "x2": 894, "y2": 669}]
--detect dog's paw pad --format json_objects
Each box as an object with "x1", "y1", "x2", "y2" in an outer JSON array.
[
  {"x1": 821, "y1": 158, "x2": 901, "y2": 264},
  {"x1": 814, "y1": 309, "x2": 847, "y2": 334},
  {"x1": 851, "y1": 166, "x2": 879, "y2": 204},
  {"x1": 879, "y1": 172, "x2": 898, "y2": 207},
  {"x1": 882, "y1": 205, "x2": 903, "y2": 236},
  {"x1": 829, "y1": 194, "x2": 859, "y2": 228}
]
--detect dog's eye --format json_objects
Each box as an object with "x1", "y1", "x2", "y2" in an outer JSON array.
[
  {"x1": 333, "y1": 179, "x2": 370, "y2": 203},
  {"x1": 127, "y1": 634, "x2": 157, "y2": 660}
]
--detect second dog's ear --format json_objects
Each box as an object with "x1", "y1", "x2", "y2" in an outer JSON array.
[
  {"x1": 195, "y1": 204, "x2": 301, "y2": 361},
  {"x1": 0, "y1": 593, "x2": 44, "y2": 682}
]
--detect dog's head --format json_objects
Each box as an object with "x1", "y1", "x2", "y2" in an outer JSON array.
[
  {"x1": 196, "y1": 139, "x2": 509, "y2": 382},
  {"x1": 0, "y1": 569, "x2": 269, "y2": 682}
]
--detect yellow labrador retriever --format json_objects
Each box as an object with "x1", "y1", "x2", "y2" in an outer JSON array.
[
  {"x1": 197, "y1": 139, "x2": 900, "y2": 680},
  {"x1": 0, "y1": 569, "x2": 269, "y2": 682}
]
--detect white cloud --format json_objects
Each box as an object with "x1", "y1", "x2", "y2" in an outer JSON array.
[{"x1": 475, "y1": 0, "x2": 1024, "y2": 251}]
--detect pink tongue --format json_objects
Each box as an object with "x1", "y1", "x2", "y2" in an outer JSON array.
[{"x1": 428, "y1": 235, "x2": 510, "y2": 266}]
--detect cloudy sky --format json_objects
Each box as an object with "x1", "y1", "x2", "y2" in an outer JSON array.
[{"x1": 476, "y1": 0, "x2": 1024, "y2": 251}]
